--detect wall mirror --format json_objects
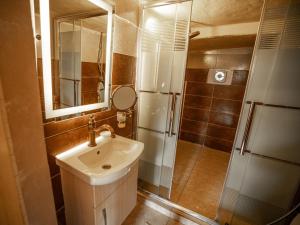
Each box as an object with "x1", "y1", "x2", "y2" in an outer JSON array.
[{"x1": 34, "y1": 0, "x2": 113, "y2": 118}]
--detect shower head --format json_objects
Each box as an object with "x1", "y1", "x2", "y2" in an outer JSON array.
[{"x1": 189, "y1": 31, "x2": 200, "y2": 39}]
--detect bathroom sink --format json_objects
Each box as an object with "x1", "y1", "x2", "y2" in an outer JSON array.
[{"x1": 56, "y1": 135, "x2": 144, "y2": 185}]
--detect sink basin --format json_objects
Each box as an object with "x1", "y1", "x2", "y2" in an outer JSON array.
[{"x1": 56, "y1": 135, "x2": 144, "y2": 185}]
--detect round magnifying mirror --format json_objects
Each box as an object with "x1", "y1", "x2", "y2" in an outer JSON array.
[{"x1": 112, "y1": 86, "x2": 137, "y2": 110}]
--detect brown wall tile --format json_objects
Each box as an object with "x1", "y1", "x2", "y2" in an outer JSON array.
[
  {"x1": 187, "y1": 53, "x2": 217, "y2": 69},
  {"x1": 44, "y1": 109, "x2": 117, "y2": 138},
  {"x1": 204, "y1": 136, "x2": 233, "y2": 153},
  {"x1": 185, "y1": 69, "x2": 208, "y2": 82},
  {"x1": 206, "y1": 124, "x2": 236, "y2": 141},
  {"x1": 184, "y1": 95, "x2": 212, "y2": 109},
  {"x1": 209, "y1": 111, "x2": 239, "y2": 128},
  {"x1": 81, "y1": 62, "x2": 99, "y2": 77},
  {"x1": 180, "y1": 131, "x2": 205, "y2": 145},
  {"x1": 213, "y1": 85, "x2": 245, "y2": 100},
  {"x1": 182, "y1": 107, "x2": 210, "y2": 122},
  {"x1": 185, "y1": 82, "x2": 214, "y2": 97},
  {"x1": 232, "y1": 70, "x2": 249, "y2": 86},
  {"x1": 45, "y1": 126, "x2": 88, "y2": 156},
  {"x1": 81, "y1": 92, "x2": 98, "y2": 105},
  {"x1": 181, "y1": 119, "x2": 207, "y2": 135},
  {"x1": 180, "y1": 48, "x2": 252, "y2": 152},
  {"x1": 211, "y1": 99, "x2": 242, "y2": 115},
  {"x1": 216, "y1": 54, "x2": 252, "y2": 70},
  {"x1": 112, "y1": 53, "x2": 135, "y2": 85},
  {"x1": 81, "y1": 77, "x2": 99, "y2": 92}
]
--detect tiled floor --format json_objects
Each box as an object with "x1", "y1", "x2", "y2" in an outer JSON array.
[
  {"x1": 170, "y1": 140, "x2": 230, "y2": 220},
  {"x1": 122, "y1": 198, "x2": 183, "y2": 225}
]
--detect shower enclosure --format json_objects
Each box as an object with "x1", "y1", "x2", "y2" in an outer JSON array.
[
  {"x1": 218, "y1": 0, "x2": 300, "y2": 224},
  {"x1": 136, "y1": 1, "x2": 192, "y2": 198},
  {"x1": 137, "y1": 0, "x2": 300, "y2": 224}
]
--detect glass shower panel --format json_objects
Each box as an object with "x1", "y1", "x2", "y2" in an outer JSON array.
[
  {"x1": 218, "y1": 0, "x2": 300, "y2": 224},
  {"x1": 139, "y1": 4, "x2": 177, "y2": 93},
  {"x1": 247, "y1": 106, "x2": 300, "y2": 163},
  {"x1": 138, "y1": 128, "x2": 166, "y2": 187},
  {"x1": 159, "y1": 1, "x2": 192, "y2": 198},
  {"x1": 140, "y1": 50, "x2": 159, "y2": 91},
  {"x1": 137, "y1": 3, "x2": 177, "y2": 195},
  {"x1": 264, "y1": 48, "x2": 300, "y2": 107},
  {"x1": 138, "y1": 92, "x2": 170, "y2": 132},
  {"x1": 137, "y1": 1, "x2": 192, "y2": 198},
  {"x1": 223, "y1": 153, "x2": 300, "y2": 225}
]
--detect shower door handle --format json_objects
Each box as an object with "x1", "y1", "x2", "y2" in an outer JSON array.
[
  {"x1": 239, "y1": 101, "x2": 261, "y2": 155},
  {"x1": 168, "y1": 93, "x2": 177, "y2": 137}
]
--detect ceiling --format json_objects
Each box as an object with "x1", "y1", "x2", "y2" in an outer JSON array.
[
  {"x1": 189, "y1": 0, "x2": 263, "y2": 51},
  {"x1": 189, "y1": 34, "x2": 256, "y2": 51},
  {"x1": 34, "y1": 0, "x2": 108, "y2": 32},
  {"x1": 191, "y1": 0, "x2": 264, "y2": 27},
  {"x1": 34, "y1": 0, "x2": 107, "y2": 16}
]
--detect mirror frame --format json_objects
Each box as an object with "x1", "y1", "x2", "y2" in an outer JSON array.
[
  {"x1": 39, "y1": 0, "x2": 113, "y2": 118},
  {"x1": 111, "y1": 86, "x2": 137, "y2": 111}
]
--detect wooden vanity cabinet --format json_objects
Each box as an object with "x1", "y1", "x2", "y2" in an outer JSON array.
[{"x1": 60, "y1": 162, "x2": 138, "y2": 225}]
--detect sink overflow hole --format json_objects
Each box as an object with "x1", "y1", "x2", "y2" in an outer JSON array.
[
  {"x1": 102, "y1": 164, "x2": 111, "y2": 170},
  {"x1": 97, "y1": 150, "x2": 100, "y2": 155}
]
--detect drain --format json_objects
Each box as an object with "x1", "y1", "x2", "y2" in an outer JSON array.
[{"x1": 102, "y1": 164, "x2": 111, "y2": 170}]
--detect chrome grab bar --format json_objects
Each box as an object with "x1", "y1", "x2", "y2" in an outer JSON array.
[{"x1": 168, "y1": 93, "x2": 177, "y2": 137}]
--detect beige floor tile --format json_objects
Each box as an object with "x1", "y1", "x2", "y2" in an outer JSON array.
[
  {"x1": 122, "y1": 199, "x2": 170, "y2": 225},
  {"x1": 171, "y1": 141, "x2": 230, "y2": 220},
  {"x1": 171, "y1": 141, "x2": 202, "y2": 202}
]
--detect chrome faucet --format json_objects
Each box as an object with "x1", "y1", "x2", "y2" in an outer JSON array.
[{"x1": 88, "y1": 115, "x2": 116, "y2": 147}]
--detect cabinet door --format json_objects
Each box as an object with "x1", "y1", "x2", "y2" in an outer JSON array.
[
  {"x1": 94, "y1": 205, "x2": 106, "y2": 225},
  {"x1": 94, "y1": 185, "x2": 124, "y2": 225},
  {"x1": 94, "y1": 164, "x2": 138, "y2": 225}
]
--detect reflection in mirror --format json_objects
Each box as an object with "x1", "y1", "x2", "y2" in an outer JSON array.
[
  {"x1": 112, "y1": 86, "x2": 137, "y2": 111},
  {"x1": 34, "y1": 0, "x2": 113, "y2": 118}
]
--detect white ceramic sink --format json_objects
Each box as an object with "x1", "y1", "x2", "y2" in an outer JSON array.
[{"x1": 56, "y1": 135, "x2": 144, "y2": 185}]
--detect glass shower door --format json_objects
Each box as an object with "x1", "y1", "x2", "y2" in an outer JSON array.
[
  {"x1": 218, "y1": 0, "x2": 300, "y2": 224},
  {"x1": 137, "y1": 1, "x2": 191, "y2": 198}
]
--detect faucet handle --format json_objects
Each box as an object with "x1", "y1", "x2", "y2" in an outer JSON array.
[{"x1": 88, "y1": 114, "x2": 96, "y2": 129}]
